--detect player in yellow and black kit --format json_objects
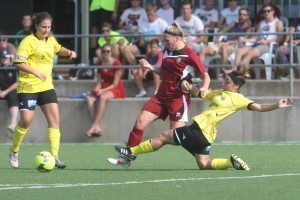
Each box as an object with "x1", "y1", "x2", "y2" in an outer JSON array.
[
  {"x1": 9, "y1": 12, "x2": 77, "y2": 169},
  {"x1": 114, "y1": 64, "x2": 293, "y2": 170}
]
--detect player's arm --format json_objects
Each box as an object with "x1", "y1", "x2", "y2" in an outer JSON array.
[
  {"x1": 59, "y1": 47, "x2": 77, "y2": 59},
  {"x1": 15, "y1": 62, "x2": 47, "y2": 82},
  {"x1": 249, "y1": 98, "x2": 293, "y2": 112},
  {"x1": 180, "y1": 80, "x2": 207, "y2": 98},
  {"x1": 139, "y1": 59, "x2": 162, "y2": 75}
]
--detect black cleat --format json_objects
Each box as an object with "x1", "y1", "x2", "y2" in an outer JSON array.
[{"x1": 115, "y1": 145, "x2": 136, "y2": 161}]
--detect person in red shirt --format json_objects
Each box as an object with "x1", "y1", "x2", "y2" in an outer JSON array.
[
  {"x1": 85, "y1": 44, "x2": 125, "y2": 137},
  {"x1": 108, "y1": 22, "x2": 210, "y2": 168}
]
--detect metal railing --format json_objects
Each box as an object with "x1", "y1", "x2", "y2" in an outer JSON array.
[{"x1": 1, "y1": 31, "x2": 299, "y2": 96}]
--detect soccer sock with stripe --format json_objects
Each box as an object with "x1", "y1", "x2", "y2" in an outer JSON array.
[
  {"x1": 211, "y1": 158, "x2": 233, "y2": 170},
  {"x1": 11, "y1": 124, "x2": 28, "y2": 153},
  {"x1": 130, "y1": 139, "x2": 154, "y2": 155},
  {"x1": 48, "y1": 128, "x2": 61, "y2": 157}
]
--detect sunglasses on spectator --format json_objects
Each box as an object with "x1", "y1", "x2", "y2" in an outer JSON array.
[
  {"x1": 228, "y1": 0, "x2": 238, "y2": 2},
  {"x1": 263, "y1": 9, "x2": 272, "y2": 13},
  {"x1": 131, "y1": 0, "x2": 140, "y2": 2},
  {"x1": 0, "y1": 39, "x2": 7, "y2": 42},
  {"x1": 102, "y1": 50, "x2": 111, "y2": 54},
  {"x1": 239, "y1": 13, "x2": 248, "y2": 16}
]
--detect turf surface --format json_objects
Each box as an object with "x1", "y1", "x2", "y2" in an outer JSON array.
[{"x1": 0, "y1": 143, "x2": 300, "y2": 200}]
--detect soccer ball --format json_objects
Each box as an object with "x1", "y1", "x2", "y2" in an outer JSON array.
[{"x1": 34, "y1": 151, "x2": 55, "y2": 172}]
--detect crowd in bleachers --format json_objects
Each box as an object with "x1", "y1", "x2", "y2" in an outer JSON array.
[
  {"x1": 86, "y1": 0, "x2": 300, "y2": 82},
  {"x1": 0, "y1": 0, "x2": 299, "y2": 138}
]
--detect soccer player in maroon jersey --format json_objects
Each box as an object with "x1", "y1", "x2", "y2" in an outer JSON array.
[{"x1": 108, "y1": 22, "x2": 210, "y2": 168}]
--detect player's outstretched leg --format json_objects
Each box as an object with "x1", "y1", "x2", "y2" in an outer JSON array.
[{"x1": 230, "y1": 154, "x2": 250, "y2": 170}]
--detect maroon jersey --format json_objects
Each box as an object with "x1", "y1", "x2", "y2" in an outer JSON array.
[{"x1": 156, "y1": 45, "x2": 206, "y2": 99}]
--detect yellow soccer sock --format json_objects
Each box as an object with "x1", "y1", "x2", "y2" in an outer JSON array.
[
  {"x1": 11, "y1": 124, "x2": 28, "y2": 153},
  {"x1": 48, "y1": 128, "x2": 61, "y2": 157},
  {"x1": 211, "y1": 158, "x2": 233, "y2": 170},
  {"x1": 130, "y1": 139, "x2": 154, "y2": 155}
]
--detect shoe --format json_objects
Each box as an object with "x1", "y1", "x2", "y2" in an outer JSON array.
[
  {"x1": 135, "y1": 90, "x2": 147, "y2": 97},
  {"x1": 115, "y1": 145, "x2": 136, "y2": 161},
  {"x1": 230, "y1": 154, "x2": 250, "y2": 170},
  {"x1": 7, "y1": 125, "x2": 15, "y2": 133},
  {"x1": 55, "y1": 156, "x2": 66, "y2": 169},
  {"x1": 107, "y1": 155, "x2": 131, "y2": 169},
  {"x1": 9, "y1": 151, "x2": 19, "y2": 168}
]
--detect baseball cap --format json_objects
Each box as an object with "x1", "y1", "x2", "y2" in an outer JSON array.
[{"x1": 0, "y1": 50, "x2": 10, "y2": 58}]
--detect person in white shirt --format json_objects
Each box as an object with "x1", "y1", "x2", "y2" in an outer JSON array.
[
  {"x1": 156, "y1": 0, "x2": 178, "y2": 25},
  {"x1": 118, "y1": 0, "x2": 148, "y2": 34},
  {"x1": 175, "y1": 0, "x2": 205, "y2": 54},
  {"x1": 218, "y1": 0, "x2": 240, "y2": 29},
  {"x1": 235, "y1": 5, "x2": 284, "y2": 68},
  {"x1": 122, "y1": 3, "x2": 168, "y2": 76},
  {"x1": 194, "y1": 0, "x2": 219, "y2": 30}
]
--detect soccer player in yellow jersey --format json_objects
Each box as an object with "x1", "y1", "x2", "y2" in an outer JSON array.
[
  {"x1": 113, "y1": 64, "x2": 293, "y2": 170},
  {"x1": 9, "y1": 12, "x2": 77, "y2": 169}
]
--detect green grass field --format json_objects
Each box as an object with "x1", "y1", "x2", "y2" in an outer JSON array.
[{"x1": 1, "y1": 143, "x2": 300, "y2": 200}]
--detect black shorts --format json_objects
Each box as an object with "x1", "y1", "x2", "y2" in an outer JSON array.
[
  {"x1": 90, "y1": 9, "x2": 113, "y2": 28},
  {"x1": 17, "y1": 89, "x2": 58, "y2": 111},
  {"x1": 173, "y1": 122, "x2": 211, "y2": 155},
  {"x1": 3, "y1": 90, "x2": 18, "y2": 107}
]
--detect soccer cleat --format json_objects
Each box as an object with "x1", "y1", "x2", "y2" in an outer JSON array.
[
  {"x1": 230, "y1": 154, "x2": 250, "y2": 170},
  {"x1": 107, "y1": 156, "x2": 131, "y2": 169},
  {"x1": 115, "y1": 145, "x2": 137, "y2": 161},
  {"x1": 55, "y1": 156, "x2": 66, "y2": 169},
  {"x1": 9, "y1": 151, "x2": 19, "y2": 168}
]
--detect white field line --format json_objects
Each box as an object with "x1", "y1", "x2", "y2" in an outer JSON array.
[{"x1": 0, "y1": 173, "x2": 300, "y2": 191}]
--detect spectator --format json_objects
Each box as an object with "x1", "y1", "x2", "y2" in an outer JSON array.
[
  {"x1": 199, "y1": 7, "x2": 252, "y2": 76},
  {"x1": 133, "y1": 39, "x2": 163, "y2": 97},
  {"x1": 0, "y1": 50, "x2": 18, "y2": 133},
  {"x1": 94, "y1": 22, "x2": 129, "y2": 62},
  {"x1": 0, "y1": 31, "x2": 17, "y2": 60},
  {"x1": 276, "y1": 17, "x2": 300, "y2": 80},
  {"x1": 217, "y1": 0, "x2": 240, "y2": 29},
  {"x1": 85, "y1": 44, "x2": 125, "y2": 137},
  {"x1": 254, "y1": 0, "x2": 281, "y2": 29},
  {"x1": 90, "y1": 0, "x2": 119, "y2": 56},
  {"x1": 14, "y1": 14, "x2": 32, "y2": 47},
  {"x1": 194, "y1": 0, "x2": 219, "y2": 30},
  {"x1": 118, "y1": 0, "x2": 148, "y2": 42},
  {"x1": 175, "y1": 0, "x2": 206, "y2": 54},
  {"x1": 156, "y1": 0, "x2": 178, "y2": 25},
  {"x1": 234, "y1": 5, "x2": 284, "y2": 70},
  {"x1": 122, "y1": 3, "x2": 167, "y2": 67}
]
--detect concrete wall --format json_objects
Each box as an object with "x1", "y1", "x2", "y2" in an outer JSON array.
[{"x1": 1, "y1": 97, "x2": 299, "y2": 143}]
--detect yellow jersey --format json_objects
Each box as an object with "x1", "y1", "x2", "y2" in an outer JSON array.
[
  {"x1": 192, "y1": 90, "x2": 254, "y2": 143},
  {"x1": 14, "y1": 34, "x2": 61, "y2": 93}
]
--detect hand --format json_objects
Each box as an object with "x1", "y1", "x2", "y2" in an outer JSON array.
[
  {"x1": 278, "y1": 98, "x2": 293, "y2": 108},
  {"x1": 34, "y1": 70, "x2": 47, "y2": 82},
  {"x1": 69, "y1": 51, "x2": 77, "y2": 59},
  {"x1": 0, "y1": 90, "x2": 7, "y2": 98},
  {"x1": 180, "y1": 80, "x2": 192, "y2": 93},
  {"x1": 199, "y1": 87, "x2": 208, "y2": 98},
  {"x1": 139, "y1": 59, "x2": 153, "y2": 70}
]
